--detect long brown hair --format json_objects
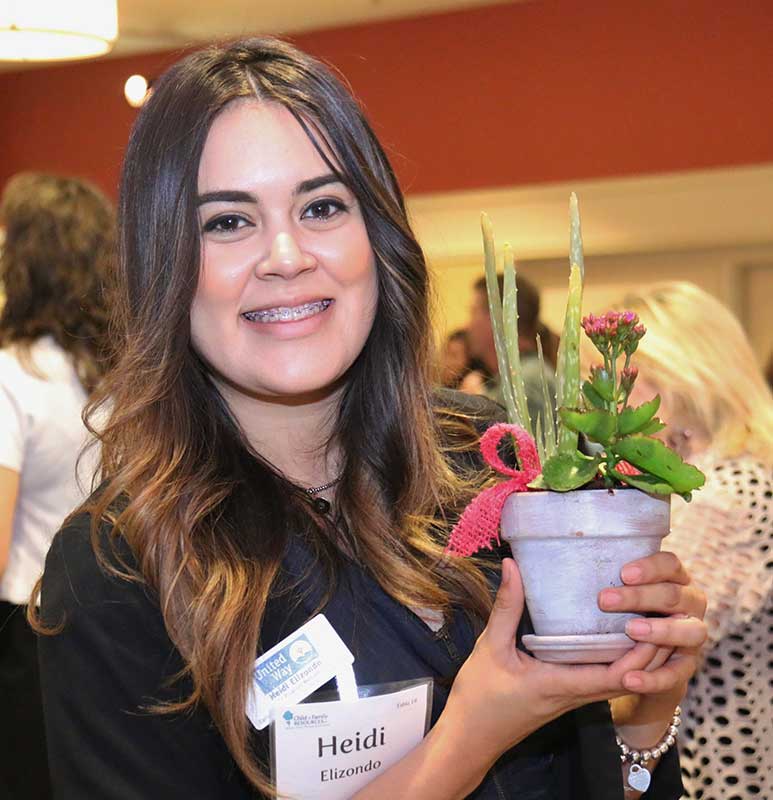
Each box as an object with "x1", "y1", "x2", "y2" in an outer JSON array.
[
  {"x1": 33, "y1": 38, "x2": 493, "y2": 793},
  {"x1": 0, "y1": 173, "x2": 113, "y2": 391}
]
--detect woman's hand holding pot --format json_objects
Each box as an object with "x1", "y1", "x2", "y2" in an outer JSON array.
[
  {"x1": 600, "y1": 550, "x2": 708, "y2": 751},
  {"x1": 437, "y1": 558, "x2": 697, "y2": 773}
]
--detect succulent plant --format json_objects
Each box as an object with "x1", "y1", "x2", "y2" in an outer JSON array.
[{"x1": 481, "y1": 194, "x2": 705, "y2": 501}]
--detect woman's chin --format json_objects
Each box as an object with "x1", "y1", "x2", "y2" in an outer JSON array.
[{"x1": 229, "y1": 371, "x2": 349, "y2": 406}]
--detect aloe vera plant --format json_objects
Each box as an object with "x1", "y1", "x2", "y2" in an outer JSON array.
[{"x1": 481, "y1": 194, "x2": 705, "y2": 501}]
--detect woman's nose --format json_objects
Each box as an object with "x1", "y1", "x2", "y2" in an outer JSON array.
[{"x1": 255, "y1": 231, "x2": 316, "y2": 279}]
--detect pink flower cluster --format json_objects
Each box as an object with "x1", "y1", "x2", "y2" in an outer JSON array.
[{"x1": 581, "y1": 311, "x2": 646, "y2": 356}]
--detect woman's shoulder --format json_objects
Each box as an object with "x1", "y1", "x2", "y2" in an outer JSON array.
[
  {"x1": 699, "y1": 454, "x2": 773, "y2": 518},
  {"x1": 0, "y1": 343, "x2": 26, "y2": 382},
  {"x1": 40, "y1": 508, "x2": 159, "y2": 631}
]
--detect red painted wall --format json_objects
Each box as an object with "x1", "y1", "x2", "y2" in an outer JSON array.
[{"x1": 1, "y1": 0, "x2": 772, "y2": 199}]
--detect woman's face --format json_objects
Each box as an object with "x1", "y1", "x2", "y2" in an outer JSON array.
[{"x1": 191, "y1": 100, "x2": 378, "y2": 402}]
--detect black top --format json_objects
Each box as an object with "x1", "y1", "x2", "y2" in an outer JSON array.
[{"x1": 37, "y1": 390, "x2": 683, "y2": 799}]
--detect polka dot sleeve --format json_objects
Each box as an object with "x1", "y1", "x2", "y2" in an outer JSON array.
[{"x1": 668, "y1": 456, "x2": 772, "y2": 799}]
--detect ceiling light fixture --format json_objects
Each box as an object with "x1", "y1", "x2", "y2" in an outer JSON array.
[{"x1": 0, "y1": 0, "x2": 118, "y2": 62}]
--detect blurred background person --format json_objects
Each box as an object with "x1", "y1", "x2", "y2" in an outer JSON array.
[
  {"x1": 438, "y1": 328, "x2": 489, "y2": 389},
  {"x1": 611, "y1": 281, "x2": 773, "y2": 800},
  {"x1": 439, "y1": 328, "x2": 472, "y2": 388},
  {"x1": 464, "y1": 272, "x2": 557, "y2": 426},
  {"x1": 0, "y1": 173, "x2": 113, "y2": 800}
]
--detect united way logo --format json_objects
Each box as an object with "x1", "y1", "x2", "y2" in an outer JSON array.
[
  {"x1": 288, "y1": 637, "x2": 315, "y2": 665},
  {"x1": 254, "y1": 635, "x2": 320, "y2": 693}
]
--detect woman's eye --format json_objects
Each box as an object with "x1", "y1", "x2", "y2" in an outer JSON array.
[
  {"x1": 203, "y1": 214, "x2": 250, "y2": 233},
  {"x1": 302, "y1": 199, "x2": 347, "y2": 222}
]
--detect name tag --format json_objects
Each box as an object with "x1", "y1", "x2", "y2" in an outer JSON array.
[
  {"x1": 272, "y1": 680, "x2": 432, "y2": 799},
  {"x1": 246, "y1": 614, "x2": 355, "y2": 730}
]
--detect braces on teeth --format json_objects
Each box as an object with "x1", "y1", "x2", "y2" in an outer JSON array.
[{"x1": 244, "y1": 299, "x2": 331, "y2": 323}]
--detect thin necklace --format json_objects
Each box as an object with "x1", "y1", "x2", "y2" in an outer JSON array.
[
  {"x1": 305, "y1": 476, "x2": 342, "y2": 496},
  {"x1": 305, "y1": 476, "x2": 341, "y2": 515}
]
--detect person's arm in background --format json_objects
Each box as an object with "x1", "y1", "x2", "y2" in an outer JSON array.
[
  {"x1": 0, "y1": 467, "x2": 21, "y2": 577},
  {"x1": 0, "y1": 379, "x2": 25, "y2": 579}
]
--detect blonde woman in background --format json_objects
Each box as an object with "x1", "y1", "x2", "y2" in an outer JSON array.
[{"x1": 610, "y1": 282, "x2": 773, "y2": 800}]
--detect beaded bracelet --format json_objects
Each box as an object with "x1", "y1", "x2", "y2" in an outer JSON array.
[{"x1": 615, "y1": 705, "x2": 681, "y2": 793}]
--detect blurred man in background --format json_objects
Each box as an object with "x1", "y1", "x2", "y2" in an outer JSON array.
[{"x1": 463, "y1": 273, "x2": 556, "y2": 428}]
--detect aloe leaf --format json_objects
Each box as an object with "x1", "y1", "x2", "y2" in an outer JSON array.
[
  {"x1": 582, "y1": 380, "x2": 607, "y2": 410},
  {"x1": 612, "y1": 436, "x2": 706, "y2": 494},
  {"x1": 555, "y1": 263, "x2": 584, "y2": 454},
  {"x1": 618, "y1": 396, "x2": 661, "y2": 436},
  {"x1": 559, "y1": 407, "x2": 617, "y2": 445},
  {"x1": 536, "y1": 334, "x2": 557, "y2": 458},
  {"x1": 481, "y1": 213, "x2": 517, "y2": 424},
  {"x1": 542, "y1": 451, "x2": 602, "y2": 492},
  {"x1": 503, "y1": 243, "x2": 532, "y2": 434},
  {"x1": 569, "y1": 192, "x2": 585, "y2": 281},
  {"x1": 534, "y1": 412, "x2": 546, "y2": 466}
]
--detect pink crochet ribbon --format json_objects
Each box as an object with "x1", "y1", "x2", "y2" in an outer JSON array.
[{"x1": 445, "y1": 423, "x2": 541, "y2": 557}]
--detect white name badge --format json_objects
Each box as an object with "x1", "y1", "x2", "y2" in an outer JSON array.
[
  {"x1": 246, "y1": 614, "x2": 355, "y2": 731},
  {"x1": 272, "y1": 679, "x2": 432, "y2": 800}
]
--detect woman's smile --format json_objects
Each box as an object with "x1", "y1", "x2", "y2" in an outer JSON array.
[{"x1": 240, "y1": 298, "x2": 335, "y2": 340}]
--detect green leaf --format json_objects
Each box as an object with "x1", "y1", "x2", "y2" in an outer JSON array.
[
  {"x1": 612, "y1": 436, "x2": 706, "y2": 494},
  {"x1": 610, "y1": 469, "x2": 694, "y2": 501},
  {"x1": 536, "y1": 335, "x2": 557, "y2": 459},
  {"x1": 527, "y1": 473, "x2": 548, "y2": 490},
  {"x1": 590, "y1": 368, "x2": 615, "y2": 402},
  {"x1": 559, "y1": 407, "x2": 617, "y2": 445},
  {"x1": 639, "y1": 417, "x2": 666, "y2": 436},
  {"x1": 609, "y1": 468, "x2": 674, "y2": 495},
  {"x1": 534, "y1": 412, "x2": 546, "y2": 467},
  {"x1": 618, "y1": 396, "x2": 661, "y2": 436},
  {"x1": 503, "y1": 248, "x2": 533, "y2": 435},
  {"x1": 582, "y1": 380, "x2": 606, "y2": 410},
  {"x1": 481, "y1": 214, "x2": 518, "y2": 427},
  {"x1": 555, "y1": 263, "x2": 584, "y2": 454},
  {"x1": 541, "y1": 452, "x2": 602, "y2": 492}
]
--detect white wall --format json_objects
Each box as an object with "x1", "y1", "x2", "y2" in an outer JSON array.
[{"x1": 410, "y1": 166, "x2": 773, "y2": 366}]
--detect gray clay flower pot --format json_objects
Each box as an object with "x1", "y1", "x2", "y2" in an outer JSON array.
[{"x1": 500, "y1": 488, "x2": 670, "y2": 637}]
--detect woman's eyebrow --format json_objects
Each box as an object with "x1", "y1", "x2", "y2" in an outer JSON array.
[
  {"x1": 196, "y1": 174, "x2": 345, "y2": 207},
  {"x1": 294, "y1": 173, "x2": 345, "y2": 196},
  {"x1": 197, "y1": 190, "x2": 257, "y2": 206}
]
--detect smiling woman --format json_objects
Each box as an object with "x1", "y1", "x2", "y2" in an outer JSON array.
[
  {"x1": 192, "y1": 101, "x2": 378, "y2": 405},
  {"x1": 29, "y1": 37, "x2": 703, "y2": 800}
]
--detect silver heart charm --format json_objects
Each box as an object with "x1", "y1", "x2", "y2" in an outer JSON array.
[{"x1": 628, "y1": 763, "x2": 651, "y2": 792}]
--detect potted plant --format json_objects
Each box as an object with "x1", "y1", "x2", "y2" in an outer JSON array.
[{"x1": 446, "y1": 194, "x2": 705, "y2": 663}]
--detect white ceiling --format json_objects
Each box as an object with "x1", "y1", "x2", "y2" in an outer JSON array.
[{"x1": 110, "y1": 0, "x2": 518, "y2": 57}]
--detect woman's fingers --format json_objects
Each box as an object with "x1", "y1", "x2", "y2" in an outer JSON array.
[
  {"x1": 599, "y1": 581, "x2": 707, "y2": 618},
  {"x1": 621, "y1": 651, "x2": 698, "y2": 694},
  {"x1": 620, "y1": 550, "x2": 691, "y2": 586},
  {"x1": 542, "y1": 642, "x2": 657, "y2": 707},
  {"x1": 625, "y1": 615, "x2": 708, "y2": 650}
]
